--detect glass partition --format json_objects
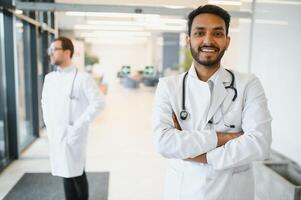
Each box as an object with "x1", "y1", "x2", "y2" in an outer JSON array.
[
  {"x1": 15, "y1": 18, "x2": 34, "y2": 151},
  {"x1": 0, "y1": 11, "x2": 8, "y2": 166}
]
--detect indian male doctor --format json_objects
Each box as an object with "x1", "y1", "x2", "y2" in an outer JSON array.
[
  {"x1": 41, "y1": 37, "x2": 105, "y2": 200},
  {"x1": 153, "y1": 5, "x2": 272, "y2": 200}
]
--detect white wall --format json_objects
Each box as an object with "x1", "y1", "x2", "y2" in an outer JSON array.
[
  {"x1": 72, "y1": 40, "x2": 85, "y2": 71},
  {"x1": 218, "y1": 3, "x2": 301, "y2": 165},
  {"x1": 249, "y1": 3, "x2": 301, "y2": 164},
  {"x1": 223, "y1": 29, "x2": 240, "y2": 71},
  {"x1": 91, "y1": 42, "x2": 153, "y2": 84},
  {"x1": 221, "y1": 18, "x2": 251, "y2": 72}
]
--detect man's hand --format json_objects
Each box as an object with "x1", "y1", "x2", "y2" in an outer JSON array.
[
  {"x1": 172, "y1": 112, "x2": 241, "y2": 164},
  {"x1": 172, "y1": 112, "x2": 182, "y2": 130},
  {"x1": 186, "y1": 154, "x2": 207, "y2": 164},
  {"x1": 216, "y1": 132, "x2": 242, "y2": 147},
  {"x1": 172, "y1": 112, "x2": 207, "y2": 163},
  {"x1": 185, "y1": 132, "x2": 242, "y2": 164}
]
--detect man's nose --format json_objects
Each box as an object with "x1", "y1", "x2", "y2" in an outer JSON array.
[{"x1": 203, "y1": 33, "x2": 214, "y2": 45}]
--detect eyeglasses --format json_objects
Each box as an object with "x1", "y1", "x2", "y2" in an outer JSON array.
[{"x1": 48, "y1": 47, "x2": 63, "y2": 55}]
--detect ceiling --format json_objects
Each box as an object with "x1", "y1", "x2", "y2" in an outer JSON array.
[
  {"x1": 52, "y1": 0, "x2": 244, "y2": 44},
  {"x1": 55, "y1": 0, "x2": 207, "y2": 8}
]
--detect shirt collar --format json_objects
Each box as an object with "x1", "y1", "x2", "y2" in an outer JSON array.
[
  {"x1": 188, "y1": 63, "x2": 223, "y2": 86},
  {"x1": 56, "y1": 65, "x2": 75, "y2": 73},
  {"x1": 208, "y1": 67, "x2": 222, "y2": 87}
]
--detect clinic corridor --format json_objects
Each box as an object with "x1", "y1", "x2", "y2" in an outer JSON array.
[
  {"x1": 0, "y1": 83, "x2": 166, "y2": 200},
  {"x1": 1, "y1": 1, "x2": 301, "y2": 199}
]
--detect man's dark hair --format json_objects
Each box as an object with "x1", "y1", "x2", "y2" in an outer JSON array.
[
  {"x1": 53, "y1": 37, "x2": 74, "y2": 58},
  {"x1": 187, "y1": 4, "x2": 231, "y2": 36}
]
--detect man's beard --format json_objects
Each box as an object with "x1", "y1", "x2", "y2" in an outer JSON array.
[
  {"x1": 52, "y1": 59, "x2": 62, "y2": 66},
  {"x1": 54, "y1": 61, "x2": 62, "y2": 66},
  {"x1": 190, "y1": 45, "x2": 226, "y2": 68}
]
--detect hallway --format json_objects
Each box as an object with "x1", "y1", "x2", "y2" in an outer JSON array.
[{"x1": 0, "y1": 83, "x2": 166, "y2": 200}]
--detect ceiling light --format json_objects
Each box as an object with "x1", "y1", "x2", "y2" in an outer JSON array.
[
  {"x1": 15, "y1": 10, "x2": 23, "y2": 14},
  {"x1": 79, "y1": 31, "x2": 152, "y2": 38},
  {"x1": 208, "y1": 0, "x2": 242, "y2": 6},
  {"x1": 146, "y1": 25, "x2": 186, "y2": 31},
  {"x1": 74, "y1": 25, "x2": 145, "y2": 31},
  {"x1": 239, "y1": 18, "x2": 288, "y2": 25},
  {"x1": 160, "y1": 18, "x2": 187, "y2": 25},
  {"x1": 255, "y1": 19, "x2": 288, "y2": 25},
  {"x1": 162, "y1": 5, "x2": 188, "y2": 9},
  {"x1": 66, "y1": 11, "x2": 160, "y2": 18},
  {"x1": 87, "y1": 20, "x2": 144, "y2": 26},
  {"x1": 256, "y1": 0, "x2": 301, "y2": 5},
  {"x1": 85, "y1": 37, "x2": 147, "y2": 45}
]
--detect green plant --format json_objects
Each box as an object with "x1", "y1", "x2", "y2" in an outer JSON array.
[
  {"x1": 178, "y1": 48, "x2": 193, "y2": 72},
  {"x1": 85, "y1": 53, "x2": 99, "y2": 66}
]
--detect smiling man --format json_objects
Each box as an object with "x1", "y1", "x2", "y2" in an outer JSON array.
[{"x1": 153, "y1": 5, "x2": 272, "y2": 200}]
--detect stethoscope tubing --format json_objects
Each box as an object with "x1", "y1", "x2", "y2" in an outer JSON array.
[
  {"x1": 69, "y1": 68, "x2": 78, "y2": 100},
  {"x1": 180, "y1": 68, "x2": 237, "y2": 124},
  {"x1": 69, "y1": 68, "x2": 78, "y2": 125}
]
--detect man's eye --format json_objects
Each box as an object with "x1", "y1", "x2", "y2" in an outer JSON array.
[
  {"x1": 214, "y1": 32, "x2": 224, "y2": 37},
  {"x1": 194, "y1": 31, "x2": 205, "y2": 36}
]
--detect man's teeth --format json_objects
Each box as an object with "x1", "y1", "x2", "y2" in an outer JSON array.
[{"x1": 201, "y1": 48, "x2": 216, "y2": 52}]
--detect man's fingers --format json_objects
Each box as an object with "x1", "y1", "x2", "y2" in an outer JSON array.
[
  {"x1": 172, "y1": 112, "x2": 182, "y2": 130},
  {"x1": 172, "y1": 112, "x2": 177, "y2": 120},
  {"x1": 172, "y1": 112, "x2": 178, "y2": 124},
  {"x1": 184, "y1": 154, "x2": 207, "y2": 163},
  {"x1": 231, "y1": 132, "x2": 243, "y2": 138}
]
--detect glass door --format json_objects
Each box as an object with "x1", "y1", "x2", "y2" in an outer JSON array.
[
  {"x1": 15, "y1": 19, "x2": 35, "y2": 151},
  {"x1": 0, "y1": 11, "x2": 8, "y2": 167},
  {"x1": 0, "y1": 67, "x2": 7, "y2": 166}
]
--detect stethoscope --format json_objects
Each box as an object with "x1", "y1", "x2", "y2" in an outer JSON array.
[
  {"x1": 55, "y1": 67, "x2": 78, "y2": 100},
  {"x1": 179, "y1": 68, "x2": 237, "y2": 128},
  {"x1": 69, "y1": 68, "x2": 78, "y2": 125},
  {"x1": 55, "y1": 67, "x2": 78, "y2": 125},
  {"x1": 69, "y1": 68, "x2": 78, "y2": 101}
]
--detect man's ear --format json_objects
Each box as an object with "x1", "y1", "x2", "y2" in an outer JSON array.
[
  {"x1": 65, "y1": 49, "x2": 72, "y2": 58},
  {"x1": 226, "y1": 36, "x2": 231, "y2": 50},
  {"x1": 186, "y1": 35, "x2": 191, "y2": 48}
]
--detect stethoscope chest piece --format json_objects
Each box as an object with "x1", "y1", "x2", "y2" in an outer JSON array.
[{"x1": 180, "y1": 110, "x2": 189, "y2": 120}]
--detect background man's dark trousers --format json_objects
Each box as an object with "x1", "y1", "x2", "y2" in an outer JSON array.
[{"x1": 63, "y1": 171, "x2": 88, "y2": 200}]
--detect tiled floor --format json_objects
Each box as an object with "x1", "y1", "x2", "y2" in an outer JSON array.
[{"x1": 0, "y1": 83, "x2": 167, "y2": 200}]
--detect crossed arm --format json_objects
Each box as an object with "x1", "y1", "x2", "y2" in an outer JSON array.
[
  {"x1": 172, "y1": 113, "x2": 242, "y2": 164},
  {"x1": 153, "y1": 77, "x2": 271, "y2": 170}
]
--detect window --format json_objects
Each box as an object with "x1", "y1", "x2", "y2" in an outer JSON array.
[
  {"x1": 15, "y1": 19, "x2": 35, "y2": 150},
  {"x1": 0, "y1": 11, "x2": 8, "y2": 167}
]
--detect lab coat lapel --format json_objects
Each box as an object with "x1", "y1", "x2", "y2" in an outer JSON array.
[{"x1": 206, "y1": 68, "x2": 231, "y2": 123}]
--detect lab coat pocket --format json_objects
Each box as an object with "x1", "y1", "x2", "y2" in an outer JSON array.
[
  {"x1": 66, "y1": 125, "x2": 84, "y2": 146},
  {"x1": 224, "y1": 110, "x2": 242, "y2": 129},
  {"x1": 224, "y1": 102, "x2": 242, "y2": 122},
  {"x1": 164, "y1": 168, "x2": 182, "y2": 200}
]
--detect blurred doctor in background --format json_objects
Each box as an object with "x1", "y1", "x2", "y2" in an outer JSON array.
[{"x1": 42, "y1": 37, "x2": 105, "y2": 200}]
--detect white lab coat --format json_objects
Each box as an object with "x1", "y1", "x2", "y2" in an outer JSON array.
[
  {"x1": 41, "y1": 65, "x2": 105, "y2": 178},
  {"x1": 153, "y1": 66, "x2": 272, "y2": 200}
]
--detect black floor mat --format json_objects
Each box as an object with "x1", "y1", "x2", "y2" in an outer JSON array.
[{"x1": 3, "y1": 172, "x2": 109, "y2": 200}]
